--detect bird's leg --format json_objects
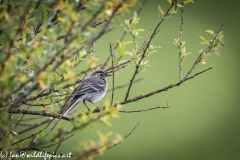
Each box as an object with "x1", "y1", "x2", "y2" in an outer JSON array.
[
  {"x1": 83, "y1": 100, "x2": 90, "y2": 111},
  {"x1": 88, "y1": 100, "x2": 100, "y2": 112}
]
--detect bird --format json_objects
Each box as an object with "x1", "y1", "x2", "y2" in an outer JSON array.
[{"x1": 58, "y1": 70, "x2": 111, "y2": 116}]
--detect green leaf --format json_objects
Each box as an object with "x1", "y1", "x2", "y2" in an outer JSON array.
[
  {"x1": 133, "y1": 11, "x2": 137, "y2": 22},
  {"x1": 113, "y1": 41, "x2": 126, "y2": 64},
  {"x1": 213, "y1": 51, "x2": 220, "y2": 56},
  {"x1": 168, "y1": 0, "x2": 172, "y2": 4},
  {"x1": 135, "y1": 28, "x2": 145, "y2": 32},
  {"x1": 143, "y1": 60, "x2": 149, "y2": 67},
  {"x1": 125, "y1": 51, "x2": 133, "y2": 56},
  {"x1": 170, "y1": 8, "x2": 178, "y2": 14},
  {"x1": 158, "y1": 5, "x2": 164, "y2": 17},
  {"x1": 173, "y1": 38, "x2": 180, "y2": 47},
  {"x1": 177, "y1": 4, "x2": 183, "y2": 8},
  {"x1": 182, "y1": 41, "x2": 185, "y2": 46},
  {"x1": 123, "y1": 41, "x2": 133, "y2": 45},
  {"x1": 124, "y1": 28, "x2": 132, "y2": 34},
  {"x1": 205, "y1": 30, "x2": 214, "y2": 35},
  {"x1": 110, "y1": 50, "x2": 116, "y2": 61},
  {"x1": 199, "y1": 36, "x2": 209, "y2": 45},
  {"x1": 118, "y1": 42, "x2": 125, "y2": 57},
  {"x1": 131, "y1": 12, "x2": 138, "y2": 28},
  {"x1": 184, "y1": 0, "x2": 194, "y2": 4},
  {"x1": 101, "y1": 115, "x2": 112, "y2": 126}
]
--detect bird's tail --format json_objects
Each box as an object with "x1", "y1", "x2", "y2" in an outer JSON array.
[{"x1": 58, "y1": 98, "x2": 79, "y2": 116}]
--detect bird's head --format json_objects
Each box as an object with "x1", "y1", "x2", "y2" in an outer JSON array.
[{"x1": 90, "y1": 70, "x2": 111, "y2": 80}]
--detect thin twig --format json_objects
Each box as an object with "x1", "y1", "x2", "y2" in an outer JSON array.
[
  {"x1": 119, "y1": 67, "x2": 213, "y2": 106},
  {"x1": 92, "y1": 122, "x2": 140, "y2": 155},
  {"x1": 13, "y1": 119, "x2": 54, "y2": 145},
  {"x1": 17, "y1": 119, "x2": 51, "y2": 135},
  {"x1": 42, "y1": 118, "x2": 61, "y2": 139},
  {"x1": 179, "y1": 1, "x2": 184, "y2": 80},
  {"x1": 8, "y1": 109, "x2": 72, "y2": 121},
  {"x1": 103, "y1": 122, "x2": 140, "y2": 150},
  {"x1": 20, "y1": 116, "x2": 42, "y2": 121},
  {"x1": 101, "y1": 0, "x2": 148, "y2": 69},
  {"x1": 137, "y1": 0, "x2": 148, "y2": 14},
  {"x1": 124, "y1": 2, "x2": 176, "y2": 101},
  {"x1": 183, "y1": 23, "x2": 225, "y2": 80},
  {"x1": 81, "y1": 4, "x2": 104, "y2": 32},
  {"x1": 119, "y1": 105, "x2": 169, "y2": 113},
  {"x1": 85, "y1": 3, "x2": 122, "y2": 46},
  {"x1": 91, "y1": 18, "x2": 107, "y2": 28},
  {"x1": 92, "y1": 36, "x2": 96, "y2": 72},
  {"x1": 51, "y1": 137, "x2": 65, "y2": 160},
  {"x1": 12, "y1": 106, "x2": 30, "y2": 130},
  {"x1": 109, "y1": 43, "x2": 115, "y2": 106}
]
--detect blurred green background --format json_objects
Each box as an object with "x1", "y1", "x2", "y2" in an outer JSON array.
[{"x1": 59, "y1": 0, "x2": 240, "y2": 159}]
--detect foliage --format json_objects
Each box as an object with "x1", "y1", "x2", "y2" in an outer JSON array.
[{"x1": 0, "y1": 0, "x2": 224, "y2": 159}]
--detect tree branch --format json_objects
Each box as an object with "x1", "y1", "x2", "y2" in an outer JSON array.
[
  {"x1": 183, "y1": 23, "x2": 224, "y2": 80},
  {"x1": 124, "y1": 1, "x2": 176, "y2": 101},
  {"x1": 119, "y1": 67, "x2": 212, "y2": 106},
  {"x1": 8, "y1": 67, "x2": 212, "y2": 121}
]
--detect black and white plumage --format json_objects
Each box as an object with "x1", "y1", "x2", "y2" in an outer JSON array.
[{"x1": 58, "y1": 70, "x2": 111, "y2": 116}]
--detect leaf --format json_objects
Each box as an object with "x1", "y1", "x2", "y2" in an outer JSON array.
[
  {"x1": 170, "y1": 8, "x2": 178, "y2": 14},
  {"x1": 125, "y1": 51, "x2": 133, "y2": 56},
  {"x1": 158, "y1": 5, "x2": 164, "y2": 17},
  {"x1": 184, "y1": 0, "x2": 194, "y2": 4},
  {"x1": 201, "y1": 59, "x2": 206, "y2": 64},
  {"x1": 58, "y1": 17, "x2": 65, "y2": 23},
  {"x1": 124, "y1": 20, "x2": 129, "y2": 25},
  {"x1": 110, "y1": 50, "x2": 116, "y2": 61},
  {"x1": 131, "y1": 12, "x2": 138, "y2": 28},
  {"x1": 113, "y1": 41, "x2": 125, "y2": 64},
  {"x1": 39, "y1": 72, "x2": 47, "y2": 79},
  {"x1": 18, "y1": 76, "x2": 27, "y2": 83},
  {"x1": 133, "y1": 11, "x2": 137, "y2": 22},
  {"x1": 177, "y1": 4, "x2": 183, "y2": 8},
  {"x1": 104, "y1": 99, "x2": 110, "y2": 109},
  {"x1": 214, "y1": 51, "x2": 220, "y2": 56},
  {"x1": 124, "y1": 28, "x2": 131, "y2": 34},
  {"x1": 81, "y1": 113, "x2": 88, "y2": 124},
  {"x1": 143, "y1": 60, "x2": 149, "y2": 67},
  {"x1": 117, "y1": 41, "x2": 125, "y2": 57},
  {"x1": 199, "y1": 36, "x2": 209, "y2": 45},
  {"x1": 101, "y1": 115, "x2": 112, "y2": 126},
  {"x1": 38, "y1": 79, "x2": 45, "y2": 89},
  {"x1": 182, "y1": 41, "x2": 185, "y2": 46},
  {"x1": 123, "y1": 41, "x2": 133, "y2": 45},
  {"x1": 182, "y1": 47, "x2": 186, "y2": 54},
  {"x1": 135, "y1": 28, "x2": 145, "y2": 32},
  {"x1": 205, "y1": 30, "x2": 214, "y2": 35},
  {"x1": 173, "y1": 38, "x2": 180, "y2": 47}
]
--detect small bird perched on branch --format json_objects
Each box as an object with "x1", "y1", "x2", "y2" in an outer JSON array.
[{"x1": 58, "y1": 70, "x2": 111, "y2": 116}]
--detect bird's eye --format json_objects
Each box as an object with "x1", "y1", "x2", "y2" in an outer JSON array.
[{"x1": 100, "y1": 73, "x2": 104, "y2": 76}]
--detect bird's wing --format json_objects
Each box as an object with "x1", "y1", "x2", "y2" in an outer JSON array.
[
  {"x1": 58, "y1": 78, "x2": 104, "y2": 116},
  {"x1": 72, "y1": 79, "x2": 104, "y2": 96}
]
